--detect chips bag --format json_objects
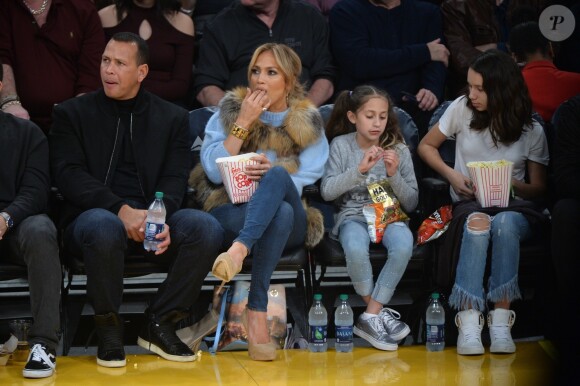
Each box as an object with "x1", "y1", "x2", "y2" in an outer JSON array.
[
  {"x1": 416, "y1": 205, "x2": 453, "y2": 245},
  {"x1": 363, "y1": 180, "x2": 409, "y2": 243}
]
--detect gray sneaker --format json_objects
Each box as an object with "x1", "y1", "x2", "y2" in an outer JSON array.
[
  {"x1": 379, "y1": 308, "x2": 411, "y2": 342},
  {"x1": 354, "y1": 315, "x2": 398, "y2": 351}
]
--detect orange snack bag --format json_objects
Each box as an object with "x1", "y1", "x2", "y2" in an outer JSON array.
[{"x1": 417, "y1": 205, "x2": 453, "y2": 245}]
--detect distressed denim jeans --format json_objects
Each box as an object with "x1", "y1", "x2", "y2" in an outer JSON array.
[{"x1": 450, "y1": 211, "x2": 532, "y2": 311}]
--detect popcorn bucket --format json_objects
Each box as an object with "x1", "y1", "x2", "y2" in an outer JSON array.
[
  {"x1": 467, "y1": 160, "x2": 514, "y2": 208},
  {"x1": 216, "y1": 153, "x2": 260, "y2": 204}
]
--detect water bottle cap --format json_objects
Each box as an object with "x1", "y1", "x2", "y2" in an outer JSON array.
[
  {"x1": 431, "y1": 293, "x2": 440, "y2": 299},
  {"x1": 339, "y1": 294, "x2": 348, "y2": 301},
  {"x1": 155, "y1": 192, "x2": 164, "y2": 199},
  {"x1": 313, "y1": 294, "x2": 322, "y2": 301}
]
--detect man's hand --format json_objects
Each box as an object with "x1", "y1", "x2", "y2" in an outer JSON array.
[
  {"x1": 147, "y1": 224, "x2": 171, "y2": 255},
  {"x1": 118, "y1": 204, "x2": 147, "y2": 242},
  {"x1": 427, "y1": 38, "x2": 450, "y2": 67},
  {"x1": 416, "y1": 89, "x2": 439, "y2": 111},
  {"x1": 0, "y1": 220, "x2": 7, "y2": 240},
  {"x1": 3, "y1": 103, "x2": 30, "y2": 120}
]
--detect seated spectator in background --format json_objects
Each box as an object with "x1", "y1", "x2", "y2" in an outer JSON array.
[
  {"x1": 193, "y1": 0, "x2": 336, "y2": 107},
  {"x1": 99, "y1": 0, "x2": 195, "y2": 107},
  {"x1": 551, "y1": 94, "x2": 580, "y2": 385},
  {"x1": 418, "y1": 50, "x2": 549, "y2": 356},
  {"x1": 0, "y1": 62, "x2": 61, "y2": 379},
  {"x1": 329, "y1": 0, "x2": 449, "y2": 137},
  {"x1": 0, "y1": 0, "x2": 105, "y2": 134},
  {"x1": 190, "y1": 43, "x2": 328, "y2": 361},
  {"x1": 509, "y1": 21, "x2": 580, "y2": 123},
  {"x1": 441, "y1": 0, "x2": 546, "y2": 98},
  {"x1": 50, "y1": 32, "x2": 224, "y2": 367}
]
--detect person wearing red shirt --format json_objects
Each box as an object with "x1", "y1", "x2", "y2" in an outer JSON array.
[{"x1": 509, "y1": 21, "x2": 580, "y2": 123}]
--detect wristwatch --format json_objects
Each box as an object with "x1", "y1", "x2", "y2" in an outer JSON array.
[{"x1": 0, "y1": 212, "x2": 14, "y2": 230}]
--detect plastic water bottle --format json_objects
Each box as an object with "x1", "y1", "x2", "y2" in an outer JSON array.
[
  {"x1": 426, "y1": 292, "x2": 445, "y2": 352},
  {"x1": 308, "y1": 293, "x2": 328, "y2": 352},
  {"x1": 143, "y1": 192, "x2": 166, "y2": 252},
  {"x1": 334, "y1": 294, "x2": 354, "y2": 352}
]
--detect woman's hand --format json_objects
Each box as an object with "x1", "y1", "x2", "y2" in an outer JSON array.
[
  {"x1": 358, "y1": 146, "x2": 384, "y2": 174},
  {"x1": 448, "y1": 169, "x2": 475, "y2": 200},
  {"x1": 383, "y1": 149, "x2": 399, "y2": 177},
  {"x1": 236, "y1": 88, "x2": 271, "y2": 128},
  {"x1": 245, "y1": 153, "x2": 272, "y2": 181}
]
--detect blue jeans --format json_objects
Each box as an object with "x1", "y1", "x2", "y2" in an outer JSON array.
[
  {"x1": 1, "y1": 214, "x2": 61, "y2": 350},
  {"x1": 64, "y1": 208, "x2": 224, "y2": 317},
  {"x1": 210, "y1": 166, "x2": 306, "y2": 311},
  {"x1": 338, "y1": 220, "x2": 413, "y2": 305},
  {"x1": 450, "y1": 211, "x2": 532, "y2": 312}
]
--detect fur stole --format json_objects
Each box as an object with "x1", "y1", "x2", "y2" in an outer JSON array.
[{"x1": 189, "y1": 87, "x2": 325, "y2": 248}]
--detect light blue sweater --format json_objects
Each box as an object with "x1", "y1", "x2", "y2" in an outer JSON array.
[{"x1": 200, "y1": 109, "x2": 330, "y2": 196}]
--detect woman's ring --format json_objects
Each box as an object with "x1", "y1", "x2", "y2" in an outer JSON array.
[{"x1": 262, "y1": 107, "x2": 267, "y2": 112}]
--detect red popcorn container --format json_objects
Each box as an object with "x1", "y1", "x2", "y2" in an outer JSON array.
[
  {"x1": 467, "y1": 160, "x2": 514, "y2": 208},
  {"x1": 216, "y1": 153, "x2": 260, "y2": 204}
]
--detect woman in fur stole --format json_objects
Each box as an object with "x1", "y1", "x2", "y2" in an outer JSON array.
[{"x1": 189, "y1": 43, "x2": 328, "y2": 360}]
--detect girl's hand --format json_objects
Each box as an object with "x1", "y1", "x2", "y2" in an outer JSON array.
[
  {"x1": 358, "y1": 146, "x2": 384, "y2": 174},
  {"x1": 383, "y1": 149, "x2": 399, "y2": 177},
  {"x1": 236, "y1": 88, "x2": 271, "y2": 128},
  {"x1": 245, "y1": 153, "x2": 272, "y2": 180},
  {"x1": 448, "y1": 170, "x2": 475, "y2": 200}
]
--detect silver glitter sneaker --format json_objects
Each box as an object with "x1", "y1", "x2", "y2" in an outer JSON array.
[{"x1": 353, "y1": 315, "x2": 398, "y2": 351}]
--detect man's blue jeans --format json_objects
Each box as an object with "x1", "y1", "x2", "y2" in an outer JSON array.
[
  {"x1": 210, "y1": 166, "x2": 306, "y2": 311},
  {"x1": 450, "y1": 211, "x2": 532, "y2": 312},
  {"x1": 338, "y1": 220, "x2": 413, "y2": 305},
  {"x1": 64, "y1": 208, "x2": 224, "y2": 317}
]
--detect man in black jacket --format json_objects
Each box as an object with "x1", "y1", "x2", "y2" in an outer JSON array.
[
  {"x1": 49, "y1": 32, "x2": 224, "y2": 367},
  {"x1": 0, "y1": 61, "x2": 60, "y2": 379}
]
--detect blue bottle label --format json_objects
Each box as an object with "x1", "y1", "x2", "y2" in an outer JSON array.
[
  {"x1": 426, "y1": 324, "x2": 445, "y2": 343},
  {"x1": 335, "y1": 325, "x2": 353, "y2": 343},
  {"x1": 145, "y1": 222, "x2": 164, "y2": 241},
  {"x1": 309, "y1": 325, "x2": 327, "y2": 344}
]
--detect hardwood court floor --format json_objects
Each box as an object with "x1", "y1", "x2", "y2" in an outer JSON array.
[{"x1": 0, "y1": 341, "x2": 558, "y2": 385}]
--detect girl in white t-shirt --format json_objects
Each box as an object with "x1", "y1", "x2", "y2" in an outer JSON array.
[{"x1": 418, "y1": 50, "x2": 549, "y2": 356}]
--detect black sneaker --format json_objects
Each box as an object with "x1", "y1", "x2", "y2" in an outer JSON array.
[
  {"x1": 95, "y1": 313, "x2": 126, "y2": 368},
  {"x1": 22, "y1": 344, "x2": 56, "y2": 378},
  {"x1": 138, "y1": 317, "x2": 195, "y2": 362}
]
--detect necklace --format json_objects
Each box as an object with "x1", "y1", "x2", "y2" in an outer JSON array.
[{"x1": 22, "y1": 0, "x2": 49, "y2": 16}]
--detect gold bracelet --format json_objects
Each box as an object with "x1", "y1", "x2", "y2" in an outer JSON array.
[{"x1": 230, "y1": 123, "x2": 249, "y2": 140}]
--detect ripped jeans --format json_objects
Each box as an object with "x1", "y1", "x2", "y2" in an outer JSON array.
[{"x1": 449, "y1": 211, "x2": 532, "y2": 312}]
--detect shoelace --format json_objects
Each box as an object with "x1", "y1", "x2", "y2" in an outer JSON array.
[
  {"x1": 380, "y1": 308, "x2": 402, "y2": 330},
  {"x1": 489, "y1": 312, "x2": 516, "y2": 342},
  {"x1": 456, "y1": 315, "x2": 483, "y2": 343},
  {"x1": 29, "y1": 344, "x2": 56, "y2": 369},
  {"x1": 368, "y1": 316, "x2": 388, "y2": 335}
]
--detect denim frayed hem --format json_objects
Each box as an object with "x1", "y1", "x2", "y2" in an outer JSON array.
[
  {"x1": 449, "y1": 284, "x2": 486, "y2": 312},
  {"x1": 352, "y1": 279, "x2": 374, "y2": 298},
  {"x1": 487, "y1": 275, "x2": 522, "y2": 304}
]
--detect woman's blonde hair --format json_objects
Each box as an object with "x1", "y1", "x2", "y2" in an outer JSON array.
[{"x1": 247, "y1": 43, "x2": 306, "y2": 105}]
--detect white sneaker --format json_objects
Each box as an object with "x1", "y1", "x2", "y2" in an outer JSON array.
[
  {"x1": 488, "y1": 309, "x2": 516, "y2": 354},
  {"x1": 455, "y1": 310, "x2": 484, "y2": 355}
]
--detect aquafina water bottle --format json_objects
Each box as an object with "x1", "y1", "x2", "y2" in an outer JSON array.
[
  {"x1": 334, "y1": 294, "x2": 354, "y2": 352},
  {"x1": 144, "y1": 192, "x2": 166, "y2": 252},
  {"x1": 308, "y1": 293, "x2": 328, "y2": 352}
]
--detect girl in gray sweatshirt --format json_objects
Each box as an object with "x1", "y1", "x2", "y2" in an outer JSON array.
[{"x1": 321, "y1": 85, "x2": 418, "y2": 351}]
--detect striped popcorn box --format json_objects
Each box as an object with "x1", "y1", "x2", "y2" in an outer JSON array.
[
  {"x1": 216, "y1": 153, "x2": 260, "y2": 204},
  {"x1": 467, "y1": 160, "x2": 514, "y2": 208}
]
